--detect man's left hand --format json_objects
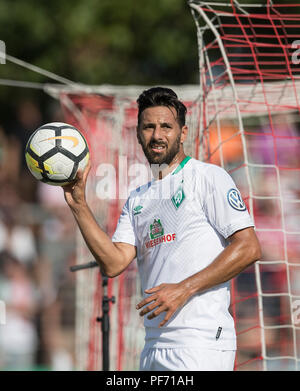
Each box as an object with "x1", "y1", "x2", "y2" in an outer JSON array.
[{"x1": 136, "y1": 283, "x2": 190, "y2": 327}]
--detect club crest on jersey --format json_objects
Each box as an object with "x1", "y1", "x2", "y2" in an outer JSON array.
[
  {"x1": 171, "y1": 185, "x2": 185, "y2": 210},
  {"x1": 149, "y1": 219, "x2": 164, "y2": 239},
  {"x1": 227, "y1": 188, "x2": 246, "y2": 211}
]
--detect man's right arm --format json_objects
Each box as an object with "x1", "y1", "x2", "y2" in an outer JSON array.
[{"x1": 63, "y1": 161, "x2": 136, "y2": 277}]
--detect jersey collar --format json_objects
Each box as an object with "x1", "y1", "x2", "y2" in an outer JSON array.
[{"x1": 171, "y1": 156, "x2": 192, "y2": 176}]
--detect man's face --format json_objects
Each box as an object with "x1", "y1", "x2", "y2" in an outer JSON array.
[{"x1": 137, "y1": 106, "x2": 187, "y2": 165}]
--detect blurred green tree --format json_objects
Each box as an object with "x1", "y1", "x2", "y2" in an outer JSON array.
[
  {"x1": 0, "y1": 0, "x2": 200, "y2": 123},
  {"x1": 0, "y1": 0, "x2": 199, "y2": 85}
]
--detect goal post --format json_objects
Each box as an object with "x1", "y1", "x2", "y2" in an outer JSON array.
[{"x1": 45, "y1": 0, "x2": 300, "y2": 371}]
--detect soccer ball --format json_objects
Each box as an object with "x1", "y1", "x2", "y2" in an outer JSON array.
[{"x1": 25, "y1": 122, "x2": 90, "y2": 186}]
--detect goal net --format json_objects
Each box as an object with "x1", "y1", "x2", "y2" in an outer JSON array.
[
  {"x1": 46, "y1": 0, "x2": 300, "y2": 371},
  {"x1": 189, "y1": 0, "x2": 300, "y2": 370}
]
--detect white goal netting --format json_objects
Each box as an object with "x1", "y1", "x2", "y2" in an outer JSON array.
[{"x1": 189, "y1": 0, "x2": 300, "y2": 370}]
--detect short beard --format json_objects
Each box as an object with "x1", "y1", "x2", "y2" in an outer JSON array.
[{"x1": 139, "y1": 132, "x2": 181, "y2": 166}]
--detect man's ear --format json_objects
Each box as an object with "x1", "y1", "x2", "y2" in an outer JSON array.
[{"x1": 180, "y1": 125, "x2": 188, "y2": 144}]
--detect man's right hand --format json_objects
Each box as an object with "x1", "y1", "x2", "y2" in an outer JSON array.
[{"x1": 63, "y1": 159, "x2": 91, "y2": 211}]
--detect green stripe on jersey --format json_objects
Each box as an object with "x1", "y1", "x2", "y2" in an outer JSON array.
[{"x1": 172, "y1": 156, "x2": 192, "y2": 175}]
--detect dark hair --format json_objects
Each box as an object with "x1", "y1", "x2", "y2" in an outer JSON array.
[{"x1": 137, "y1": 87, "x2": 187, "y2": 128}]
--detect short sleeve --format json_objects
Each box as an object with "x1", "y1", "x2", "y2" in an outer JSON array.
[
  {"x1": 111, "y1": 199, "x2": 137, "y2": 246},
  {"x1": 202, "y1": 165, "x2": 254, "y2": 239}
]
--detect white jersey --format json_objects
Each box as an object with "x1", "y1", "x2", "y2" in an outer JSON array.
[{"x1": 112, "y1": 157, "x2": 254, "y2": 350}]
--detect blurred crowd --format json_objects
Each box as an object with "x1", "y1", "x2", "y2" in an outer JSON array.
[{"x1": 0, "y1": 100, "x2": 77, "y2": 370}]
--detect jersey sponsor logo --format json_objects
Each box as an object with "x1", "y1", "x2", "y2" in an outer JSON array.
[
  {"x1": 133, "y1": 205, "x2": 143, "y2": 215},
  {"x1": 145, "y1": 233, "x2": 176, "y2": 249},
  {"x1": 149, "y1": 219, "x2": 164, "y2": 239},
  {"x1": 146, "y1": 219, "x2": 176, "y2": 248},
  {"x1": 227, "y1": 188, "x2": 246, "y2": 211},
  {"x1": 171, "y1": 184, "x2": 185, "y2": 209},
  {"x1": 41, "y1": 136, "x2": 79, "y2": 148}
]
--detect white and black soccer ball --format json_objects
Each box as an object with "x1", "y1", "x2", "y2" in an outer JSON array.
[{"x1": 25, "y1": 122, "x2": 90, "y2": 186}]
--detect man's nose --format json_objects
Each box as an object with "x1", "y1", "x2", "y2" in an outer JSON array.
[{"x1": 152, "y1": 126, "x2": 164, "y2": 140}]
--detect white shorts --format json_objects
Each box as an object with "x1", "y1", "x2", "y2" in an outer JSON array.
[{"x1": 140, "y1": 347, "x2": 236, "y2": 371}]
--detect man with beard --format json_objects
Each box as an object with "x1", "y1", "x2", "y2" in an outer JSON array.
[{"x1": 63, "y1": 87, "x2": 261, "y2": 371}]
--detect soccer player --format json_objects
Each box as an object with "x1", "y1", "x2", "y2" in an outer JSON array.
[{"x1": 63, "y1": 87, "x2": 261, "y2": 371}]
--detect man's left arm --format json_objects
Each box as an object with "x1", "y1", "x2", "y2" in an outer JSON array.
[{"x1": 136, "y1": 226, "x2": 261, "y2": 327}]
